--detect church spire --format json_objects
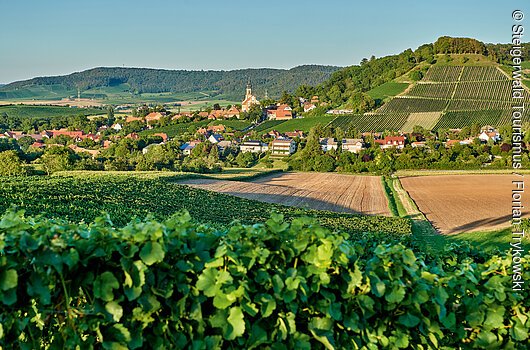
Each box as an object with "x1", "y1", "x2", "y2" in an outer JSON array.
[{"x1": 245, "y1": 77, "x2": 252, "y2": 98}]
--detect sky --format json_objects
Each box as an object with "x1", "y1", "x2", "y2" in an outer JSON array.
[{"x1": 1, "y1": 0, "x2": 528, "y2": 83}]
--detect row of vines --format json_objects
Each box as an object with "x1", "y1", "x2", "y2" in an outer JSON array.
[{"x1": 0, "y1": 210, "x2": 528, "y2": 348}]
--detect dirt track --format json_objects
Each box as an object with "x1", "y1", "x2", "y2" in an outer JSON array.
[
  {"x1": 178, "y1": 172, "x2": 391, "y2": 216},
  {"x1": 400, "y1": 174, "x2": 528, "y2": 234}
]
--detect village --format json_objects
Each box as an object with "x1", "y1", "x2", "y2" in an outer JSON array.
[{"x1": 0, "y1": 80, "x2": 506, "y2": 164}]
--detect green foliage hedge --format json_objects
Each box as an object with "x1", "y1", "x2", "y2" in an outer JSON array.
[{"x1": 0, "y1": 210, "x2": 528, "y2": 349}]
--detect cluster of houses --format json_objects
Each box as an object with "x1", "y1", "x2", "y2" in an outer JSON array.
[
  {"x1": 179, "y1": 129, "x2": 297, "y2": 156},
  {"x1": 1, "y1": 122, "x2": 504, "y2": 161},
  {"x1": 0, "y1": 127, "x2": 170, "y2": 158},
  {"x1": 2, "y1": 129, "x2": 102, "y2": 149}
]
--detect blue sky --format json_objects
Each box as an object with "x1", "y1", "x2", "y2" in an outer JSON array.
[{"x1": 1, "y1": 0, "x2": 528, "y2": 83}]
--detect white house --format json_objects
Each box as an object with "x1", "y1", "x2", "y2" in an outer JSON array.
[
  {"x1": 180, "y1": 140, "x2": 202, "y2": 155},
  {"x1": 270, "y1": 138, "x2": 296, "y2": 155},
  {"x1": 479, "y1": 131, "x2": 501, "y2": 143},
  {"x1": 319, "y1": 138, "x2": 339, "y2": 152},
  {"x1": 411, "y1": 141, "x2": 427, "y2": 148},
  {"x1": 216, "y1": 140, "x2": 234, "y2": 152},
  {"x1": 142, "y1": 142, "x2": 164, "y2": 155},
  {"x1": 303, "y1": 102, "x2": 316, "y2": 112},
  {"x1": 342, "y1": 138, "x2": 364, "y2": 153},
  {"x1": 208, "y1": 134, "x2": 223, "y2": 144},
  {"x1": 111, "y1": 123, "x2": 123, "y2": 131},
  {"x1": 240, "y1": 140, "x2": 268, "y2": 153}
]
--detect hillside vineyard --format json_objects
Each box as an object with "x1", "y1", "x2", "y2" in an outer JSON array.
[{"x1": 335, "y1": 66, "x2": 530, "y2": 132}]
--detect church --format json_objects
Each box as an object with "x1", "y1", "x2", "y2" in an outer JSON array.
[{"x1": 241, "y1": 78, "x2": 259, "y2": 112}]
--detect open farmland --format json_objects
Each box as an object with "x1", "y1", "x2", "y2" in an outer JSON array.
[
  {"x1": 400, "y1": 175, "x2": 529, "y2": 234},
  {"x1": 178, "y1": 172, "x2": 391, "y2": 216}
]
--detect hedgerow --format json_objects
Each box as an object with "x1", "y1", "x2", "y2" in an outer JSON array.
[{"x1": 0, "y1": 210, "x2": 528, "y2": 349}]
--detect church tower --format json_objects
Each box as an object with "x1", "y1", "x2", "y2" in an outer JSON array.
[
  {"x1": 245, "y1": 78, "x2": 252, "y2": 99},
  {"x1": 241, "y1": 77, "x2": 259, "y2": 112}
]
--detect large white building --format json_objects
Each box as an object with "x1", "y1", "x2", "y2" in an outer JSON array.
[
  {"x1": 270, "y1": 138, "x2": 296, "y2": 155},
  {"x1": 241, "y1": 79, "x2": 259, "y2": 112},
  {"x1": 240, "y1": 140, "x2": 268, "y2": 153}
]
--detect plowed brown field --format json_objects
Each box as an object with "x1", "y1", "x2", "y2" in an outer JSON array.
[
  {"x1": 178, "y1": 172, "x2": 390, "y2": 216},
  {"x1": 400, "y1": 174, "x2": 529, "y2": 234}
]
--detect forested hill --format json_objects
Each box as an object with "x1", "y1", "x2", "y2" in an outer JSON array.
[{"x1": 1, "y1": 65, "x2": 340, "y2": 100}]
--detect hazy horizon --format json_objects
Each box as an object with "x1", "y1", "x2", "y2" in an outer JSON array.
[{"x1": 1, "y1": 0, "x2": 528, "y2": 83}]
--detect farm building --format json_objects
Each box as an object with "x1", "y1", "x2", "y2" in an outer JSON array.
[
  {"x1": 125, "y1": 116, "x2": 143, "y2": 123},
  {"x1": 208, "y1": 107, "x2": 241, "y2": 120},
  {"x1": 270, "y1": 138, "x2": 296, "y2": 155},
  {"x1": 266, "y1": 130, "x2": 281, "y2": 139},
  {"x1": 208, "y1": 125, "x2": 226, "y2": 133},
  {"x1": 411, "y1": 141, "x2": 427, "y2": 148},
  {"x1": 152, "y1": 133, "x2": 168, "y2": 142},
  {"x1": 216, "y1": 140, "x2": 234, "y2": 152}
]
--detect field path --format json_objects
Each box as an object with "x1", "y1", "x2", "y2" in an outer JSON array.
[
  {"x1": 392, "y1": 178, "x2": 423, "y2": 219},
  {"x1": 401, "y1": 174, "x2": 529, "y2": 234},
  {"x1": 178, "y1": 172, "x2": 391, "y2": 216}
]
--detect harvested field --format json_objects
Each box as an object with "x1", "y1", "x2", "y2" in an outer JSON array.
[
  {"x1": 400, "y1": 175, "x2": 529, "y2": 234},
  {"x1": 178, "y1": 172, "x2": 391, "y2": 216}
]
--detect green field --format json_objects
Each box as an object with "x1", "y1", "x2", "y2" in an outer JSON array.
[
  {"x1": 260, "y1": 116, "x2": 336, "y2": 133},
  {"x1": 400, "y1": 112, "x2": 442, "y2": 132},
  {"x1": 0, "y1": 104, "x2": 103, "y2": 119},
  {"x1": 141, "y1": 121, "x2": 211, "y2": 137},
  {"x1": 367, "y1": 81, "x2": 409, "y2": 101},
  {"x1": 0, "y1": 84, "x2": 75, "y2": 100},
  {"x1": 521, "y1": 61, "x2": 530, "y2": 69},
  {"x1": 252, "y1": 120, "x2": 287, "y2": 132}
]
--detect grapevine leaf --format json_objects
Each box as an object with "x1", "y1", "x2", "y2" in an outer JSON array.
[
  {"x1": 0, "y1": 269, "x2": 17, "y2": 291},
  {"x1": 386, "y1": 285, "x2": 405, "y2": 303},
  {"x1": 226, "y1": 307, "x2": 245, "y2": 340},
  {"x1": 94, "y1": 272, "x2": 119, "y2": 302},
  {"x1": 139, "y1": 242, "x2": 165, "y2": 266},
  {"x1": 398, "y1": 313, "x2": 420, "y2": 328},
  {"x1": 511, "y1": 319, "x2": 529, "y2": 341},
  {"x1": 106, "y1": 301, "x2": 124, "y2": 322}
]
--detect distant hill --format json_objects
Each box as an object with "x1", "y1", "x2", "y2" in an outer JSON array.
[{"x1": 0, "y1": 65, "x2": 340, "y2": 102}]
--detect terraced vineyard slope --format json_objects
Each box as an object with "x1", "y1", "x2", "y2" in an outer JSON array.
[{"x1": 331, "y1": 65, "x2": 530, "y2": 132}]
